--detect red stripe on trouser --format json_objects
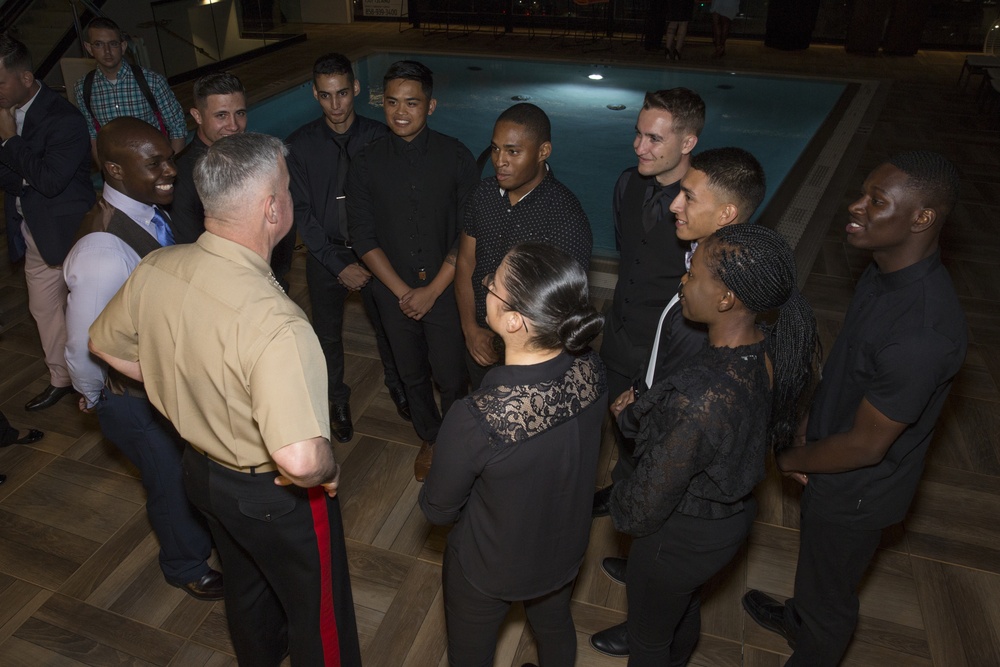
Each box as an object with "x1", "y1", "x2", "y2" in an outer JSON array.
[{"x1": 308, "y1": 486, "x2": 341, "y2": 665}]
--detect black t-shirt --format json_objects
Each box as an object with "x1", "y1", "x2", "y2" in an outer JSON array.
[{"x1": 805, "y1": 251, "x2": 967, "y2": 528}]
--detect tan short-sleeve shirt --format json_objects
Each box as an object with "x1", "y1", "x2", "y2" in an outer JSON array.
[{"x1": 90, "y1": 232, "x2": 330, "y2": 469}]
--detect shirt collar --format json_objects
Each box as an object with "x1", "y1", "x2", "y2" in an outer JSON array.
[
  {"x1": 99, "y1": 61, "x2": 130, "y2": 83},
  {"x1": 102, "y1": 185, "x2": 158, "y2": 232},
  {"x1": 390, "y1": 125, "x2": 430, "y2": 155},
  {"x1": 197, "y1": 231, "x2": 275, "y2": 279},
  {"x1": 872, "y1": 249, "x2": 943, "y2": 291},
  {"x1": 17, "y1": 84, "x2": 42, "y2": 116},
  {"x1": 497, "y1": 163, "x2": 551, "y2": 203}
]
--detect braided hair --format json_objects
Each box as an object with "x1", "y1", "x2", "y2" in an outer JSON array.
[{"x1": 703, "y1": 225, "x2": 820, "y2": 454}]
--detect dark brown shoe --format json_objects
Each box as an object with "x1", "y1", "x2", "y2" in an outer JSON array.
[
  {"x1": 414, "y1": 440, "x2": 434, "y2": 482},
  {"x1": 171, "y1": 569, "x2": 224, "y2": 601},
  {"x1": 25, "y1": 384, "x2": 74, "y2": 411},
  {"x1": 331, "y1": 403, "x2": 353, "y2": 443}
]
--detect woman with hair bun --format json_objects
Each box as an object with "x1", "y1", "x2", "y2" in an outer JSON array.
[
  {"x1": 605, "y1": 224, "x2": 819, "y2": 666},
  {"x1": 420, "y1": 241, "x2": 607, "y2": 667}
]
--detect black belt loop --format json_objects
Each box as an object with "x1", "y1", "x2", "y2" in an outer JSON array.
[{"x1": 250, "y1": 466, "x2": 258, "y2": 476}]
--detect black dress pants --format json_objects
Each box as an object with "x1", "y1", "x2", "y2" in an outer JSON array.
[
  {"x1": 371, "y1": 280, "x2": 467, "y2": 442},
  {"x1": 95, "y1": 388, "x2": 212, "y2": 585},
  {"x1": 306, "y1": 254, "x2": 402, "y2": 404},
  {"x1": 625, "y1": 501, "x2": 755, "y2": 667},
  {"x1": 443, "y1": 545, "x2": 577, "y2": 667},
  {"x1": 783, "y1": 494, "x2": 883, "y2": 667},
  {"x1": 182, "y1": 447, "x2": 361, "y2": 667}
]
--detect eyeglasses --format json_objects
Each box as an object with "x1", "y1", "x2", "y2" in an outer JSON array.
[
  {"x1": 89, "y1": 40, "x2": 122, "y2": 50},
  {"x1": 482, "y1": 272, "x2": 528, "y2": 333}
]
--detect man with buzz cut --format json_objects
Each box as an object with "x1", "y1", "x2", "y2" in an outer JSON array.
[
  {"x1": 743, "y1": 152, "x2": 967, "y2": 667},
  {"x1": 593, "y1": 87, "x2": 705, "y2": 514},
  {"x1": 287, "y1": 52, "x2": 409, "y2": 444},
  {"x1": 74, "y1": 17, "x2": 186, "y2": 163},
  {"x1": 63, "y1": 117, "x2": 222, "y2": 602},
  {"x1": 1, "y1": 33, "x2": 94, "y2": 412},
  {"x1": 590, "y1": 146, "x2": 766, "y2": 659},
  {"x1": 89, "y1": 132, "x2": 362, "y2": 666},
  {"x1": 348, "y1": 60, "x2": 479, "y2": 482},
  {"x1": 456, "y1": 102, "x2": 592, "y2": 390}
]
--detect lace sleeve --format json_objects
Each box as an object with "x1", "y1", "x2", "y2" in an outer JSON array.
[{"x1": 609, "y1": 375, "x2": 732, "y2": 537}]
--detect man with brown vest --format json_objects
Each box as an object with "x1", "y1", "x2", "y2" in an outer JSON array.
[{"x1": 62, "y1": 117, "x2": 221, "y2": 601}]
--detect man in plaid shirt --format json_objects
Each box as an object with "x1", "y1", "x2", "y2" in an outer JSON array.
[{"x1": 73, "y1": 17, "x2": 186, "y2": 163}]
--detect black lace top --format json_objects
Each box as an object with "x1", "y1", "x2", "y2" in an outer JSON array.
[
  {"x1": 419, "y1": 351, "x2": 607, "y2": 599},
  {"x1": 610, "y1": 341, "x2": 771, "y2": 537}
]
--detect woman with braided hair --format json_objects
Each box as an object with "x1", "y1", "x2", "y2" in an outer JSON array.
[
  {"x1": 420, "y1": 242, "x2": 607, "y2": 666},
  {"x1": 605, "y1": 224, "x2": 819, "y2": 666}
]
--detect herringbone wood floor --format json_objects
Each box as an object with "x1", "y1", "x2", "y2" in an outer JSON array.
[{"x1": 1, "y1": 22, "x2": 999, "y2": 666}]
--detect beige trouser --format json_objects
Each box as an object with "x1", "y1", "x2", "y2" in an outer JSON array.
[{"x1": 21, "y1": 220, "x2": 70, "y2": 387}]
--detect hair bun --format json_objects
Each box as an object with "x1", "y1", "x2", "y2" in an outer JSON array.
[{"x1": 558, "y1": 308, "x2": 605, "y2": 353}]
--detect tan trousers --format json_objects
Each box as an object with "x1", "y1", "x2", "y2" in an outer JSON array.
[{"x1": 21, "y1": 221, "x2": 70, "y2": 387}]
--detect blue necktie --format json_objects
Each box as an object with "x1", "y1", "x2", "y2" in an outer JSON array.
[{"x1": 151, "y1": 206, "x2": 175, "y2": 247}]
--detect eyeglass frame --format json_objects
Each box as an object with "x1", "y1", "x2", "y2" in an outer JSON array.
[{"x1": 482, "y1": 271, "x2": 528, "y2": 333}]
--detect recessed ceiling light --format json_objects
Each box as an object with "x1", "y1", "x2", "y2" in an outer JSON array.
[{"x1": 588, "y1": 73, "x2": 603, "y2": 80}]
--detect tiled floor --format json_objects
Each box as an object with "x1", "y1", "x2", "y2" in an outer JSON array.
[{"x1": 1, "y1": 22, "x2": 998, "y2": 666}]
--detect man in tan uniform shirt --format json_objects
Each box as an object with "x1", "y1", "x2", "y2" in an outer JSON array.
[{"x1": 89, "y1": 133, "x2": 361, "y2": 666}]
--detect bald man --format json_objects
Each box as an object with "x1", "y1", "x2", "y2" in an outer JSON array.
[{"x1": 63, "y1": 117, "x2": 221, "y2": 600}]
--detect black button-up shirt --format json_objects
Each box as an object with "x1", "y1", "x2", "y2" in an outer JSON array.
[
  {"x1": 347, "y1": 127, "x2": 479, "y2": 287},
  {"x1": 287, "y1": 113, "x2": 388, "y2": 276},
  {"x1": 805, "y1": 251, "x2": 967, "y2": 528},
  {"x1": 168, "y1": 134, "x2": 208, "y2": 244}
]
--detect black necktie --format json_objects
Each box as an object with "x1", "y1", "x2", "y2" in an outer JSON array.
[
  {"x1": 642, "y1": 186, "x2": 667, "y2": 233},
  {"x1": 333, "y1": 133, "x2": 350, "y2": 241}
]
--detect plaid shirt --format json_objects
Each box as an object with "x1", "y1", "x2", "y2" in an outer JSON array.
[{"x1": 73, "y1": 62, "x2": 186, "y2": 140}]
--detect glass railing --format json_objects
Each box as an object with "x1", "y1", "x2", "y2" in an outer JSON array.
[{"x1": 149, "y1": 0, "x2": 305, "y2": 80}]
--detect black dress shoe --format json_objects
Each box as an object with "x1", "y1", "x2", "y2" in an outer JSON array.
[
  {"x1": 389, "y1": 386, "x2": 411, "y2": 422},
  {"x1": 593, "y1": 484, "x2": 613, "y2": 517},
  {"x1": 14, "y1": 429, "x2": 43, "y2": 446},
  {"x1": 601, "y1": 556, "x2": 627, "y2": 585},
  {"x1": 0, "y1": 474, "x2": 6, "y2": 486},
  {"x1": 25, "y1": 384, "x2": 75, "y2": 411},
  {"x1": 331, "y1": 403, "x2": 354, "y2": 443},
  {"x1": 171, "y1": 569, "x2": 225, "y2": 601},
  {"x1": 590, "y1": 622, "x2": 629, "y2": 657},
  {"x1": 742, "y1": 590, "x2": 796, "y2": 648}
]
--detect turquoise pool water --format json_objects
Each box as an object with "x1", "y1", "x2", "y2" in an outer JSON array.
[{"x1": 248, "y1": 53, "x2": 846, "y2": 254}]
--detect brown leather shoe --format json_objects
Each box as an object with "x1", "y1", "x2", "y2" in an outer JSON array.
[
  {"x1": 170, "y1": 568, "x2": 224, "y2": 601},
  {"x1": 414, "y1": 440, "x2": 434, "y2": 482}
]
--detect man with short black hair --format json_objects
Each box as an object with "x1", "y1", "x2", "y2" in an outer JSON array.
[
  {"x1": 74, "y1": 17, "x2": 186, "y2": 163},
  {"x1": 169, "y1": 71, "x2": 247, "y2": 243},
  {"x1": 348, "y1": 60, "x2": 479, "y2": 481},
  {"x1": 456, "y1": 102, "x2": 592, "y2": 389},
  {"x1": 288, "y1": 52, "x2": 409, "y2": 443},
  {"x1": 1, "y1": 33, "x2": 94, "y2": 411},
  {"x1": 743, "y1": 151, "x2": 968, "y2": 666}
]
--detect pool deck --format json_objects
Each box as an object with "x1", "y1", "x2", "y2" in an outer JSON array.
[{"x1": 1, "y1": 22, "x2": 999, "y2": 667}]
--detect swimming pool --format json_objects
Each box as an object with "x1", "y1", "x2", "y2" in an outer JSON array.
[{"x1": 248, "y1": 53, "x2": 846, "y2": 254}]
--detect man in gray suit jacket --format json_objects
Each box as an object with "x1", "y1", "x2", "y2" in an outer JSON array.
[{"x1": 0, "y1": 33, "x2": 95, "y2": 411}]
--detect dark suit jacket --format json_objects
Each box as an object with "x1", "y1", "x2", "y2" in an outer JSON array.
[{"x1": 0, "y1": 83, "x2": 95, "y2": 265}]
